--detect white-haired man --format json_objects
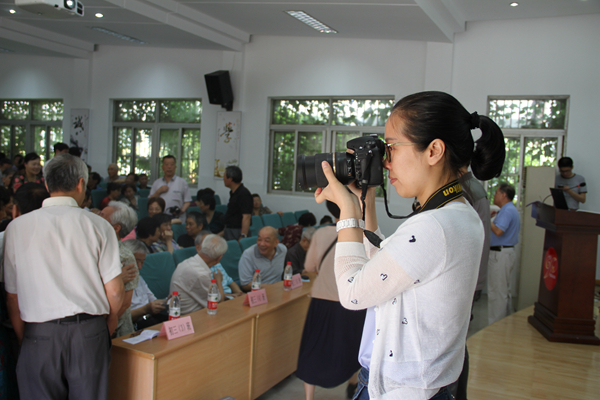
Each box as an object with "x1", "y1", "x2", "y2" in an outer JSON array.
[
  {"x1": 4, "y1": 154, "x2": 124, "y2": 399},
  {"x1": 170, "y1": 234, "x2": 227, "y2": 315},
  {"x1": 101, "y1": 201, "x2": 140, "y2": 337}
]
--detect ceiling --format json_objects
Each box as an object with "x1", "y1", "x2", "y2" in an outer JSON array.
[{"x1": 0, "y1": 0, "x2": 598, "y2": 58}]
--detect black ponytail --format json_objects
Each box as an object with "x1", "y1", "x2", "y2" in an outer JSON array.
[{"x1": 471, "y1": 115, "x2": 505, "y2": 181}]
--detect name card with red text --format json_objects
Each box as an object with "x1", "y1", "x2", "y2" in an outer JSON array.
[
  {"x1": 291, "y1": 274, "x2": 303, "y2": 290},
  {"x1": 159, "y1": 316, "x2": 195, "y2": 340},
  {"x1": 243, "y1": 289, "x2": 268, "y2": 307}
]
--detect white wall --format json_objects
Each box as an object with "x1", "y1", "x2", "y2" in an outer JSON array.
[
  {"x1": 452, "y1": 13, "x2": 600, "y2": 278},
  {"x1": 240, "y1": 35, "x2": 453, "y2": 235}
]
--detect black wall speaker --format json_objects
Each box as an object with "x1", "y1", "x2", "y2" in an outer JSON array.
[{"x1": 204, "y1": 70, "x2": 234, "y2": 111}]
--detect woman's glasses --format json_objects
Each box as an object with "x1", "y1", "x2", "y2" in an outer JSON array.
[{"x1": 384, "y1": 141, "x2": 415, "y2": 162}]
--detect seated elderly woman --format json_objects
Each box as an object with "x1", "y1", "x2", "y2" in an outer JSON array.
[
  {"x1": 148, "y1": 197, "x2": 181, "y2": 224},
  {"x1": 122, "y1": 239, "x2": 169, "y2": 329}
]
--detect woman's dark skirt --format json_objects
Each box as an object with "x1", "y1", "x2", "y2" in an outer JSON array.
[{"x1": 296, "y1": 297, "x2": 366, "y2": 388}]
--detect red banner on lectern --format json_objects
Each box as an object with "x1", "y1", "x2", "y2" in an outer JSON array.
[{"x1": 543, "y1": 247, "x2": 558, "y2": 291}]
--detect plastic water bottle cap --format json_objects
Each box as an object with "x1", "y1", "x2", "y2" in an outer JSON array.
[
  {"x1": 211, "y1": 279, "x2": 216, "y2": 283},
  {"x1": 255, "y1": 269, "x2": 260, "y2": 273},
  {"x1": 173, "y1": 291, "x2": 179, "y2": 295}
]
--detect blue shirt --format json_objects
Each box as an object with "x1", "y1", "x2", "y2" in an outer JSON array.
[
  {"x1": 490, "y1": 202, "x2": 520, "y2": 247},
  {"x1": 210, "y1": 263, "x2": 233, "y2": 294}
]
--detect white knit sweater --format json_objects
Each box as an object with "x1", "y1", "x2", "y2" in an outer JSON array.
[{"x1": 335, "y1": 202, "x2": 483, "y2": 400}]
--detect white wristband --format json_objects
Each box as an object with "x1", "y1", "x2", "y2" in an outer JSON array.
[{"x1": 336, "y1": 218, "x2": 365, "y2": 232}]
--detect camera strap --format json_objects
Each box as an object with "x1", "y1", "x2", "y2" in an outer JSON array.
[{"x1": 362, "y1": 179, "x2": 463, "y2": 248}]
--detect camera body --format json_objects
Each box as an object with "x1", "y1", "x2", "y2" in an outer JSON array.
[{"x1": 296, "y1": 134, "x2": 385, "y2": 190}]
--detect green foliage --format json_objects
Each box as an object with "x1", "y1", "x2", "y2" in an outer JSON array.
[
  {"x1": 159, "y1": 100, "x2": 202, "y2": 123},
  {"x1": 0, "y1": 126, "x2": 11, "y2": 156},
  {"x1": 32, "y1": 101, "x2": 63, "y2": 121},
  {"x1": 115, "y1": 100, "x2": 156, "y2": 122},
  {"x1": 489, "y1": 99, "x2": 567, "y2": 129},
  {"x1": 13, "y1": 125, "x2": 26, "y2": 158},
  {"x1": 271, "y1": 100, "x2": 329, "y2": 125},
  {"x1": 486, "y1": 137, "x2": 521, "y2": 205},
  {"x1": 0, "y1": 101, "x2": 29, "y2": 120},
  {"x1": 181, "y1": 129, "x2": 200, "y2": 185},
  {"x1": 271, "y1": 131, "x2": 295, "y2": 191},
  {"x1": 332, "y1": 99, "x2": 393, "y2": 127},
  {"x1": 116, "y1": 128, "x2": 133, "y2": 176},
  {"x1": 135, "y1": 129, "x2": 153, "y2": 179}
]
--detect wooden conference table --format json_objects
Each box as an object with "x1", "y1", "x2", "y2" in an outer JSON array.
[{"x1": 108, "y1": 277, "x2": 314, "y2": 400}]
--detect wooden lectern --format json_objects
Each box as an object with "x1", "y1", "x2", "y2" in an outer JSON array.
[{"x1": 528, "y1": 202, "x2": 600, "y2": 345}]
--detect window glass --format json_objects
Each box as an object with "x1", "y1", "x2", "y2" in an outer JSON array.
[
  {"x1": 0, "y1": 126, "x2": 11, "y2": 155},
  {"x1": 489, "y1": 99, "x2": 567, "y2": 129},
  {"x1": 159, "y1": 129, "x2": 179, "y2": 159},
  {"x1": 0, "y1": 101, "x2": 29, "y2": 120},
  {"x1": 135, "y1": 129, "x2": 152, "y2": 178},
  {"x1": 486, "y1": 137, "x2": 521, "y2": 205},
  {"x1": 159, "y1": 100, "x2": 202, "y2": 123},
  {"x1": 298, "y1": 132, "x2": 324, "y2": 193},
  {"x1": 271, "y1": 131, "x2": 295, "y2": 191},
  {"x1": 32, "y1": 101, "x2": 64, "y2": 121},
  {"x1": 13, "y1": 125, "x2": 26, "y2": 158},
  {"x1": 33, "y1": 126, "x2": 47, "y2": 164},
  {"x1": 181, "y1": 129, "x2": 200, "y2": 185},
  {"x1": 116, "y1": 128, "x2": 133, "y2": 176},
  {"x1": 332, "y1": 99, "x2": 394, "y2": 126},
  {"x1": 271, "y1": 100, "x2": 329, "y2": 125},
  {"x1": 115, "y1": 100, "x2": 156, "y2": 122}
]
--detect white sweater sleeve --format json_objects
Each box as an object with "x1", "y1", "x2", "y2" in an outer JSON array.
[{"x1": 334, "y1": 214, "x2": 447, "y2": 311}]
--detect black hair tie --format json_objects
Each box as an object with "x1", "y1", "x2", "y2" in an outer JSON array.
[{"x1": 470, "y1": 112, "x2": 480, "y2": 130}]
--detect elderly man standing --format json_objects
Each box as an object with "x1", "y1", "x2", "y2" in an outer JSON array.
[
  {"x1": 488, "y1": 183, "x2": 520, "y2": 325},
  {"x1": 238, "y1": 226, "x2": 287, "y2": 291},
  {"x1": 170, "y1": 234, "x2": 227, "y2": 315},
  {"x1": 100, "y1": 201, "x2": 139, "y2": 338},
  {"x1": 149, "y1": 155, "x2": 191, "y2": 217},
  {"x1": 4, "y1": 154, "x2": 124, "y2": 400}
]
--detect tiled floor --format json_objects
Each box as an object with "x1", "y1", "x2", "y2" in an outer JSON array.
[{"x1": 257, "y1": 294, "x2": 490, "y2": 400}]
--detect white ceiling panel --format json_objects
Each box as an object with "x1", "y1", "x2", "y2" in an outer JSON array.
[{"x1": 0, "y1": 0, "x2": 597, "y2": 57}]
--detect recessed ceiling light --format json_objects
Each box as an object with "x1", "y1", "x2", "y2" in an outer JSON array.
[
  {"x1": 95, "y1": 13, "x2": 103, "y2": 18},
  {"x1": 285, "y1": 11, "x2": 337, "y2": 34},
  {"x1": 9, "y1": 9, "x2": 16, "y2": 14},
  {"x1": 510, "y1": 2, "x2": 519, "y2": 6},
  {"x1": 91, "y1": 27, "x2": 146, "y2": 44}
]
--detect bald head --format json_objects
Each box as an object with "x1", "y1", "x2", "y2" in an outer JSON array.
[
  {"x1": 256, "y1": 226, "x2": 279, "y2": 259},
  {"x1": 107, "y1": 164, "x2": 119, "y2": 179}
]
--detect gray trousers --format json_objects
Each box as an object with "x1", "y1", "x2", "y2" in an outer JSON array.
[
  {"x1": 17, "y1": 315, "x2": 111, "y2": 400},
  {"x1": 223, "y1": 227, "x2": 241, "y2": 241}
]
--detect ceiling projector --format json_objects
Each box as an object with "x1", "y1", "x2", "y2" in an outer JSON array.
[{"x1": 15, "y1": 0, "x2": 84, "y2": 18}]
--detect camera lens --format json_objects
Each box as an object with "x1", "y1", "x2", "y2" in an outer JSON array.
[{"x1": 296, "y1": 152, "x2": 355, "y2": 190}]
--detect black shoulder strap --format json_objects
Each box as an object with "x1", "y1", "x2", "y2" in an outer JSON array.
[{"x1": 318, "y1": 237, "x2": 338, "y2": 272}]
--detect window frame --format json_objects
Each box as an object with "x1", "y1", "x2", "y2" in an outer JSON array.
[
  {"x1": 486, "y1": 95, "x2": 569, "y2": 208},
  {"x1": 268, "y1": 96, "x2": 393, "y2": 196},
  {"x1": 0, "y1": 99, "x2": 64, "y2": 162},
  {"x1": 111, "y1": 98, "x2": 201, "y2": 185}
]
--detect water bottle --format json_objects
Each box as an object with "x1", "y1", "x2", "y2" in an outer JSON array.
[
  {"x1": 251, "y1": 269, "x2": 261, "y2": 291},
  {"x1": 283, "y1": 262, "x2": 293, "y2": 291},
  {"x1": 169, "y1": 291, "x2": 181, "y2": 320},
  {"x1": 207, "y1": 279, "x2": 218, "y2": 315}
]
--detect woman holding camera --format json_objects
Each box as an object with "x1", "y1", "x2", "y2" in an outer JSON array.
[{"x1": 314, "y1": 91, "x2": 504, "y2": 400}]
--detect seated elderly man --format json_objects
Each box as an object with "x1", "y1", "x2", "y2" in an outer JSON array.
[
  {"x1": 100, "y1": 201, "x2": 139, "y2": 338},
  {"x1": 170, "y1": 234, "x2": 227, "y2": 315},
  {"x1": 238, "y1": 226, "x2": 287, "y2": 292}
]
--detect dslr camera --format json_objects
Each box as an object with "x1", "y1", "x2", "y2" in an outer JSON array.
[{"x1": 296, "y1": 135, "x2": 385, "y2": 190}]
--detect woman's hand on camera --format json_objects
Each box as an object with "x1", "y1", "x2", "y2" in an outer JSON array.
[
  {"x1": 347, "y1": 182, "x2": 377, "y2": 211},
  {"x1": 315, "y1": 161, "x2": 361, "y2": 217}
]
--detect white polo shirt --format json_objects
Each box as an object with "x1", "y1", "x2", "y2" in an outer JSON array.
[
  {"x1": 149, "y1": 175, "x2": 191, "y2": 215},
  {"x1": 4, "y1": 196, "x2": 122, "y2": 323}
]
